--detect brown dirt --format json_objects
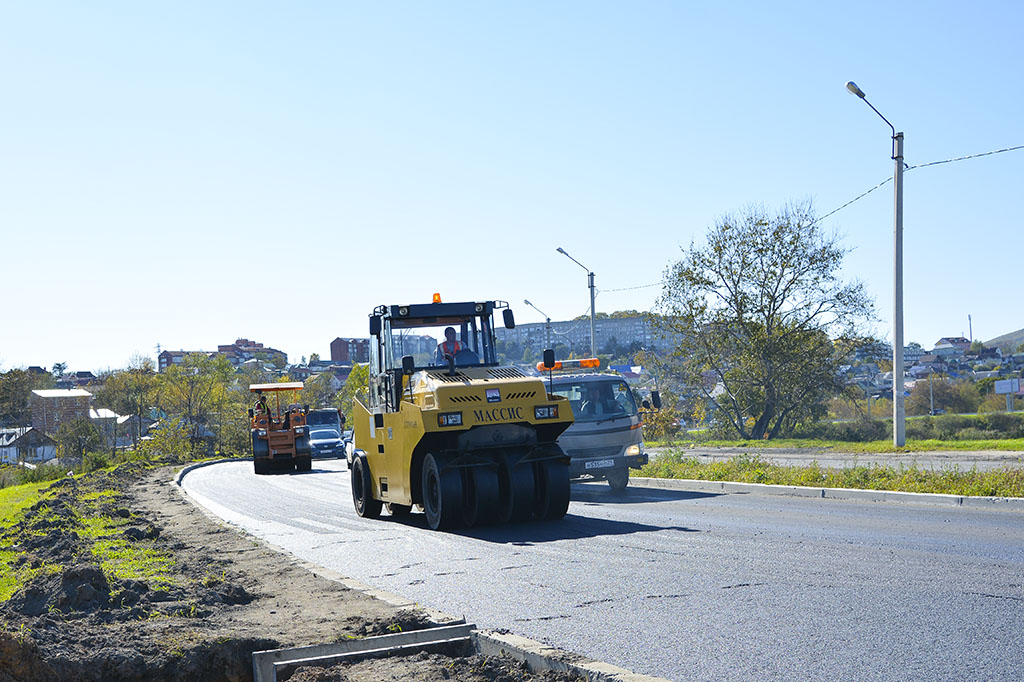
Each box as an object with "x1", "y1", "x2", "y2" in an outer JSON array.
[{"x1": 0, "y1": 463, "x2": 583, "y2": 682}]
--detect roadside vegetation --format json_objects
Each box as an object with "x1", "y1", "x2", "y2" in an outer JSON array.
[
  {"x1": 0, "y1": 462, "x2": 178, "y2": 605},
  {"x1": 640, "y1": 452, "x2": 1024, "y2": 498},
  {"x1": 647, "y1": 412, "x2": 1024, "y2": 451}
]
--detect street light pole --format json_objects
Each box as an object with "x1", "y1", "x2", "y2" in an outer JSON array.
[
  {"x1": 523, "y1": 299, "x2": 552, "y2": 349},
  {"x1": 846, "y1": 81, "x2": 906, "y2": 447},
  {"x1": 556, "y1": 247, "x2": 597, "y2": 357}
]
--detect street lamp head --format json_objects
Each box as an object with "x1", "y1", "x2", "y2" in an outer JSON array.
[
  {"x1": 846, "y1": 81, "x2": 866, "y2": 98},
  {"x1": 523, "y1": 299, "x2": 531, "y2": 306},
  {"x1": 556, "y1": 247, "x2": 567, "y2": 255}
]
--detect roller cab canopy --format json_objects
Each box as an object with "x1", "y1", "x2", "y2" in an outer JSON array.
[{"x1": 249, "y1": 382, "x2": 305, "y2": 393}]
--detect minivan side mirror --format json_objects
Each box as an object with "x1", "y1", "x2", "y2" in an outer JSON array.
[{"x1": 651, "y1": 391, "x2": 662, "y2": 409}]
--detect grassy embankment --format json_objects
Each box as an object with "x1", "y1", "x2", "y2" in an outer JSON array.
[
  {"x1": 647, "y1": 437, "x2": 1024, "y2": 454},
  {"x1": 0, "y1": 468, "x2": 177, "y2": 603}
]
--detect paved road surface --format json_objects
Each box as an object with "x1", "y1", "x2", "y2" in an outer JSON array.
[{"x1": 181, "y1": 459, "x2": 1024, "y2": 681}]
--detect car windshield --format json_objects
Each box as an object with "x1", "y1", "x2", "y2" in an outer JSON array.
[
  {"x1": 551, "y1": 379, "x2": 639, "y2": 423},
  {"x1": 310, "y1": 429, "x2": 339, "y2": 441}
]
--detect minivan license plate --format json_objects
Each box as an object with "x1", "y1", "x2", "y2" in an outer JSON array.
[{"x1": 585, "y1": 459, "x2": 615, "y2": 470}]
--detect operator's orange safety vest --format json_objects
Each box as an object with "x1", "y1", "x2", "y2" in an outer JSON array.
[{"x1": 440, "y1": 340, "x2": 461, "y2": 356}]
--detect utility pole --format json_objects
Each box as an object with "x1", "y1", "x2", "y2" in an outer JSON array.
[{"x1": 846, "y1": 81, "x2": 905, "y2": 447}]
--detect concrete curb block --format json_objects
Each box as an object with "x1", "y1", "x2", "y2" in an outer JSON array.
[
  {"x1": 173, "y1": 461, "x2": 671, "y2": 682},
  {"x1": 475, "y1": 630, "x2": 670, "y2": 682},
  {"x1": 630, "y1": 476, "x2": 1024, "y2": 511}
]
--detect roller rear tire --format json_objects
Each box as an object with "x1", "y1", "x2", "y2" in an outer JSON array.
[
  {"x1": 352, "y1": 456, "x2": 382, "y2": 518},
  {"x1": 295, "y1": 455, "x2": 312, "y2": 472},
  {"x1": 422, "y1": 453, "x2": 463, "y2": 531}
]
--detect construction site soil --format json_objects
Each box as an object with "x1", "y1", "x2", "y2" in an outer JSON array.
[{"x1": 0, "y1": 463, "x2": 582, "y2": 682}]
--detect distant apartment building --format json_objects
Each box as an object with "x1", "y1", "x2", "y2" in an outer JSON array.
[
  {"x1": 31, "y1": 389, "x2": 92, "y2": 435},
  {"x1": 330, "y1": 337, "x2": 370, "y2": 364},
  {"x1": 390, "y1": 334, "x2": 436, "y2": 360},
  {"x1": 496, "y1": 315, "x2": 665, "y2": 356}
]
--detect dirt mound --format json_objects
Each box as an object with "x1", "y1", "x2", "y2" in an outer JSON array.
[{"x1": 285, "y1": 651, "x2": 585, "y2": 682}]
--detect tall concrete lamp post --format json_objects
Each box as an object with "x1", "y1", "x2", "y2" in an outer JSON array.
[
  {"x1": 846, "y1": 80, "x2": 906, "y2": 447},
  {"x1": 523, "y1": 299, "x2": 552, "y2": 349},
  {"x1": 556, "y1": 247, "x2": 597, "y2": 358}
]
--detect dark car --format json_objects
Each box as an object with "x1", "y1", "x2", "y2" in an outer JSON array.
[{"x1": 309, "y1": 428, "x2": 345, "y2": 459}]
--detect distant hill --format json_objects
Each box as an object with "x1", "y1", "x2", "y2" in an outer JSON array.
[{"x1": 985, "y1": 327, "x2": 1024, "y2": 353}]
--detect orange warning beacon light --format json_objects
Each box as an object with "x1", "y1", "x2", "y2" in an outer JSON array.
[{"x1": 535, "y1": 357, "x2": 600, "y2": 372}]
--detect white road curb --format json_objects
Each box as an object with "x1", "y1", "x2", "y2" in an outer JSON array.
[{"x1": 630, "y1": 476, "x2": 1024, "y2": 511}]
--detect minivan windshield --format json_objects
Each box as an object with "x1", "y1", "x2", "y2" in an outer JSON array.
[{"x1": 550, "y1": 379, "x2": 639, "y2": 423}]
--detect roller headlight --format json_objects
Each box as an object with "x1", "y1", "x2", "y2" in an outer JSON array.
[
  {"x1": 438, "y1": 412, "x2": 463, "y2": 427},
  {"x1": 534, "y1": 405, "x2": 559, "y2": 420}
]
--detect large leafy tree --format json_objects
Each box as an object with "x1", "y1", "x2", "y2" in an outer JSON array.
[
  {"x1": 94, "y1": 355, "x2": 159, "y2": 445},
  {"x1": 159, "y1": 353, "x2": 234, "y2": 446},
  {"x1": 654, "y1": 202, "x2": 873, "y2": 439},
  {"x1": 56, "y1": 418, "x2": 102, "y2": 460}
]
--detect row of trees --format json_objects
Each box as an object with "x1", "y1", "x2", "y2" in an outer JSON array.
[{"x1": 0, "y1": 354, "x2": 371, "y2": 461}]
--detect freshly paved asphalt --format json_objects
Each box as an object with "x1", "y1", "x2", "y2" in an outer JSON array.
[{"x1": 181, "y1": 459, "x2": 1024, "y2": 681}]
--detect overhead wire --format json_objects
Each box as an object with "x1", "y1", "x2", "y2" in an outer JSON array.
[{"x1": 812, "y1": 143, "x2": 1024, "y2": 227}]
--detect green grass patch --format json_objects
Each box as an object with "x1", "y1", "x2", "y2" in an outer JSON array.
[
  {"x1": 77, "y1": 501, "x2": 177, "y2": 588},
  {"x1": 0, "y1": 481, "x2": 53, "y2": 527},
  {"x1": 640, "y1": 452, "x2": 1024, "y2": 497}
]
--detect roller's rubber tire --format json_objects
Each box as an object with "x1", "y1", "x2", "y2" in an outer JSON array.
[
  {"x1": 251, "y1": 431, "x2": 270, "y2": 459},
  {"x1": 462, "y1": 466, "x2": 500, "y2": 527},
  {"x1": 253, "y1": 458, "x2": 270, "y2": 475},
  {"x1": 295, "y1": 435, "x2": 311, "y2": 456},
  {"x1": 386, "y1": 503, "x2": 412, "y2": 518},
  {"x1": 295, "y1": 455, "x2": 312, "y2": 472},
  {"x1": 352, "y1": 456, "x2": 382, "y2": 518},
  {"x1": 497, "y1": 456, "x2": 535, "y2": 524},
  {"x1": 534, "y1": 459, "x2": 570, "y2": 520},
  {"x1": 607, "y1": 467, "x2": 629, "y2": 491},
  {"x1": 422, "y1": 453, "x2": 463, "y2": 531}
]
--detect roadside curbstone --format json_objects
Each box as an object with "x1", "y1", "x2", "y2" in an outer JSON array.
[{"x1": 629, "y1": 476, "x2": 1024, "y2": 511}]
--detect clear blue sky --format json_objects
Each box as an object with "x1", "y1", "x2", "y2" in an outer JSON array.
[{"x1": 2, "y1": 1, "x2": 1021, "y2": 372}]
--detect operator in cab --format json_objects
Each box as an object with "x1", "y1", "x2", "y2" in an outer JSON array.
[{"x1": 435, "y1": 327, "x2": 461, "y2": 363}]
